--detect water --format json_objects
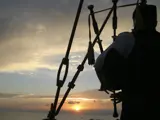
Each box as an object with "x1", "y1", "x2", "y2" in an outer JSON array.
[{"x1": 0, "y1": 111, "x2": 115, "y2": 120}]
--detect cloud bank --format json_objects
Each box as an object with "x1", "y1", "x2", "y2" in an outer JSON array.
[
  {"x1": 1, "y1": 0, "x2": 157, "y2": 72},
  {"x1": 0, "y1": 89, "x2": 120, "y2": 112}
]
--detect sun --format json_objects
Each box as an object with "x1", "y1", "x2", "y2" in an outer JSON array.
[
  {"x1": 75, "y1": 106, "x2": 80, "y2": 111},
  {"x1": 73, "y1": 105, "x2": 81, "y2": 112}
]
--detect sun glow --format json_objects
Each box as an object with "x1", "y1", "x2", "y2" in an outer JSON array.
[
  {"x1": 75, "y1": 106, "x2": 80, "y2": 111},
  {"x1": 73, "y1": 105, "x2": 81, "y2": 112}
]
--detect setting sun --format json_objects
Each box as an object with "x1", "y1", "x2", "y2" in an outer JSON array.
[
  {"x1": 72, "y1": 105, "x2": 81, "y2": 112},
  {"x1": 75, "y1": 106, "x2": 80, "y2": 111}
]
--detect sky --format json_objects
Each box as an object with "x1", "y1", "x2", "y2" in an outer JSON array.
[{"x1": 0, "y1": 0, "x2": 160, "y2": 113}]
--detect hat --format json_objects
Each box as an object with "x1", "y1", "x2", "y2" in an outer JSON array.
[{"x1": 132, "y1": 4, "x2": 157, "y2": 29}]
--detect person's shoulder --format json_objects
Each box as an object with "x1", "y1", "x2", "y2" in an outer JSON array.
[
  {"x1": 112, "y1": 31, "x2": 135, "y2": 58},
  {"x1": 118, "y1": 31, "x2": 131, "y2": 35},
  {"x1": 115, "y1": 31, "x2": 135, "y2": 43},
  {"x1": 117, "y1": 31, "x2": 133, "y2": 38}
]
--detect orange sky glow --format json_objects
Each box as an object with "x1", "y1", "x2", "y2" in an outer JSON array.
[
  {"x1": 0, "y1": 97, "x2": 121, "y2": 112},
  {"x1": 0, "y1": 90, "x2": 122, "y2": 112}
]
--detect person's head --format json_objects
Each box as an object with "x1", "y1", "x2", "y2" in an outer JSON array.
[{"x1": 132, "y1": 4, "x2": 157, "y2": 31}]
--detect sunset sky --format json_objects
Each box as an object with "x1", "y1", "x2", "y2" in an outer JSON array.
[{"x1": 0, "y1": 0, "x2": 160, "y2": 113}]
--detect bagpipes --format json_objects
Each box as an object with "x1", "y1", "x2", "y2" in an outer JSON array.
[
  {"x1": 93, "y1": 0, "x2": 156, "y2": 94},
  {"x1": 44, "y1": 0, "x2": 148, "y2": 120},
  {"x1": 88, "y1": 0, "x2": 148, "y2": 118}
]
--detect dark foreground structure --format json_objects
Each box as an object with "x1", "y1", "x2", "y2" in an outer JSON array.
[{"x1": 97, "y1": 2, "x2": 160, "y2": 120}]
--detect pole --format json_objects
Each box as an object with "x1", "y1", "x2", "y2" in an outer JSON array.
[{"x1": 112, "y1": 0, "x2": 119, "y2": 118}]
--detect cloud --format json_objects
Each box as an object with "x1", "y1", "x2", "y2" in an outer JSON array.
[
  {"x1": 0, "y1": 0, "x2": 86, "y2": 72},
  {"x1": 0, "y1": 1, "x2": 112, "y2": 72},
  {"x1": 0, "y1": 0, "x2": 159, "y2": 72},
  {"x1": 67, "y1": 101, "x2": 80, "y2": 105},
  {"x1": 70, "y1": 89, "x2": 110, "y2": 99},
  {"x1": 0, "y1": 89, "x2": 110, "y2": 100},
  {"x1": 0, "y1": 89, "x2": 118, "y2": 111},
  {"x1": 0, "y1": 93, "x2": 49, "y2": 99},
  {"x1": 0, "y1": 93, "x2": 19, "y2": 98}
]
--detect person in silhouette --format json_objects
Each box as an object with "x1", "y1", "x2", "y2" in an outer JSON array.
[
  {"x1": 95, "y1": 3, "x2": 160, "y2": 120},
  {"x1": 111, "y1": 4, "x2": 160, "y2": 120}
]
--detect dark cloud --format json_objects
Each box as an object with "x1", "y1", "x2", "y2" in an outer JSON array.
[
  {"x1": 0, "y1": 92, "x2": 53, "y2": 99},
  {"x1": 70, "y1": 89, "x2": 110, "y2": 99},
  {"x1": 0, "y1": 93, "x2": 19, "y2": 98},
  {"x1": 67, "y1": 101, "x2": 80, "y2": 105},
  {"x1": 0, "y1": 89, "x2": 110, "y2": 100}
]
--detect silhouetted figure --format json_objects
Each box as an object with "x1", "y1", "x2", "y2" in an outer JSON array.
[
  {"x1": 119, "y1": 4, "x2": 160, "y2": 120},
  {"x1": 95, "y1": 3, "x2": 160, "y2": 120}
]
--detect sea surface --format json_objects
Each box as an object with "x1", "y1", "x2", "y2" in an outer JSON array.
[{"x1": 0, "y1": 111, "x2": 116, "y2": 120}]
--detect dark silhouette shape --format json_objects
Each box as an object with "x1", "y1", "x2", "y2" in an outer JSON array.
[
  {"x1": 96, "y1": 3, "x2": 160, "y2": 120},
  {"x1": 119, "y1": 5, "x2": 160, "y2": 120},
  {"x1": 47, "y1": 103, "x2": 54, "y2": 119}
]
